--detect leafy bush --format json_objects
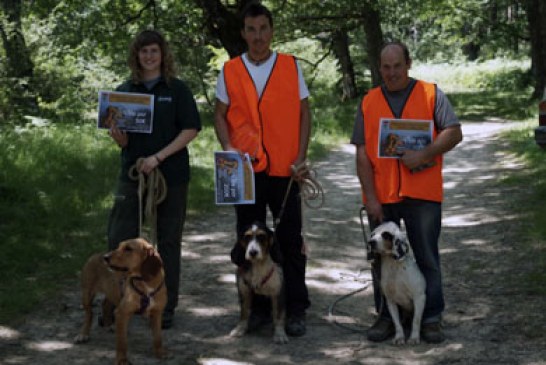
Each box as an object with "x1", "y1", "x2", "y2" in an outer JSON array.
[{"x1": 0, "y1": 122, "x2": 119, "y2": 322}]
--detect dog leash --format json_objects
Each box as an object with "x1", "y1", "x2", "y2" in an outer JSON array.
[
  {"x1": 326, "y1": 206, "x2": 374, "y2": 334},
  {"x1": 276, "y1": 161, "x2": 325, "y2": 227},
  {"x1": 327, "y1": 280, "x2": 371, "y2": 333},
  {"x1": 128, "y1": 158, "x2": 167, "y2": 246},
  {"x1": 274, "y1": 161, "x2": 325, "y2": 256}
]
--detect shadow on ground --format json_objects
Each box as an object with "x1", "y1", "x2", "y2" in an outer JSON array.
[{"x1": 1, "y1": 121, "x2": 545, "y2": 365}]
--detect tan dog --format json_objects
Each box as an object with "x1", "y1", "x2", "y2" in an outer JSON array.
[
  {"x1": 368, "y1": 222, "x2": 426, "y2": 345},
  {"x1": 101, "y1": 106, "x2": 122, "y2": 129},
  {"x1": 74, "y1": 238, "x2": 167, "y2": 365},
  {"x1": 230, "y1": 221, "x2": 288, "y2": 344}
]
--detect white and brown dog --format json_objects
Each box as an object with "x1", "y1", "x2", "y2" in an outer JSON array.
[
  {"x1": 230, "y1": 221, "x2": 288, "y2": 344},
  {"x1": 368, "y1": 221, "x2": 426, "y2": 345}
]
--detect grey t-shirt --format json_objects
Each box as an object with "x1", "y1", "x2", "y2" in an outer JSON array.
[{"x1": 350, "y1": 78, "x2": 459, "y2": 145}]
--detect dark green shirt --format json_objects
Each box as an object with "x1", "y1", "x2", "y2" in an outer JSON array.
[{"x1": 116, "y1": 77, "x2": 201, "y2": 185}]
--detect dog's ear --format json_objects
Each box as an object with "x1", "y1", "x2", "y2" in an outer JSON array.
[
  {"x1": 140, "y1": 252, "x2": 163, "y2": 281},
  {"x1": 392, "y1": 237, "x2": 409, "y2": 261},
  {"x1": 231, "y1": 239, "x2": 250, "y2": 268}
]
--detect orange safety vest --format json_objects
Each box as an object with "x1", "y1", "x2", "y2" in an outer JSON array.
[
  {"x1": 223, "y1": 54, "x2": 301, "y2": 177},
  {"x1": 361, "y1": 80, "x2": 443, "y2": 204}
]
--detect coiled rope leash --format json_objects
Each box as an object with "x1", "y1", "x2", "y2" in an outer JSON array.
[
  {"x1": 275, "y1": 160, "x2": 325, "y2": 255},
  {"x1": 128, "y1": 158, "x2": 167, "y2": 246},
  {"x1": 276, "y1": 160, "x2": 325, "y2": 227}
]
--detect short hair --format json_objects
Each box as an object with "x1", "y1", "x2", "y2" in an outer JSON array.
[
  {"x1": 380, "y1": 41, "x2": 411, "y2": 65},
  {"x1": 128, "y1": 29, "x2": 176, "y2": 83},
  {"x1": 240, "y1": 2, "x2": 273, "y2": 29}
]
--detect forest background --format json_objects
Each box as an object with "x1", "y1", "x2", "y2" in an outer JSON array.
[{"x1": 0, "y1": 0, "x2": 545, "y2": 325}]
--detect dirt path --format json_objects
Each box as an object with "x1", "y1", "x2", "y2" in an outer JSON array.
[{"x1": 1, "y1": 121, "x2": 545, "y2": 365}]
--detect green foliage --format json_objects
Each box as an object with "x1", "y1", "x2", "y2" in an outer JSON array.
[
  {"x1": 412, "y1": 59, "x2": 535, "y2": 120},
  {"x1": 187, "y1": 125, "x2": 219, "y2": 214},
  {"x1": 371, "y1": 0, "x2": 528, "y2": 62},
  {"x1": 2, "y1": 0, "x2": 539, "y2": 123},
  {"x1": 0, "y1": 122, "x2": 118, "y2": 322},
  {"x1": 501, "y1": 124, "x2": 546, "y2": 295},
  {"x1": 0, "y1": 0, "x2": 218, "y2": 121}
]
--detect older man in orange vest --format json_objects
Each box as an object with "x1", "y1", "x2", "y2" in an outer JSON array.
[
  {"x1": 214, "y1": 2, "x2": 311, "y2": 337},
  {"x1": 352, "y1": 41, "x2": 463, "y2": 343}
]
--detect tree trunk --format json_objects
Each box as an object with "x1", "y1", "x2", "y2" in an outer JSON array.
[
  {"x1": 0, "y1": 0, "x2": 39, "y2": 116},
  {"x1": 524, "y1": 0, "x2": 546, "y2": 99},
  {"x1": 331, "y1": 28, "x2": 357, "y2": 100},
  {"x1": 361, "y1": 0, "x2": 384, "y2": 88},
  {"x1": 194, "y1": 0, "x2": 251, "y2": 58}
]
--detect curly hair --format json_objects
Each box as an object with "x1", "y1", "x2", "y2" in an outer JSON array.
[{"x1": 128, "y1": 30, "x2": 177, "y2": 84}]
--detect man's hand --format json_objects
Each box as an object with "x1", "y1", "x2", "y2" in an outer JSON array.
[
  {"x1": 291, "y1": 158, "x2": 309, "y2": 182},
  {"x1": 400, "y1": 149, "x2": 432, "y2": 171},
  {"x1": 365, "y1": 197, "x2": 383, "y2": 224}
]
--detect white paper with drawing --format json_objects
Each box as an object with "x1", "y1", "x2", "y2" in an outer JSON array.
[
  {"x1": 378, "y1": 118, "x2": 433, "y2": 158},
  {"x1": 214, "y1": 151, "x2": 255, "y2": 205},
  {"x1": 97, "y1": 90, "x2": 154, "y2": 133}
]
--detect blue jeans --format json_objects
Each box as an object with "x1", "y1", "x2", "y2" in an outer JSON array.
[{"x1": 369, "y1": 199, "x2": 444, "y2": 323}]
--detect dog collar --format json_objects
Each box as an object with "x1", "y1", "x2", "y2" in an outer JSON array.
[
  {"x1": 129, "y1": 276, "x2": 165, "y2": 315},
  {"x1": 260, "y1": 266, "x2": 275, "y2": 287},
  {"x1": 241, "y1": 266, "x2": 275, "y2": 289}
]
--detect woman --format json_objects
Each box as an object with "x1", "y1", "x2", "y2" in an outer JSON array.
[{"x1": 107, "y1": 29, "x2": 201, "y2": 329}]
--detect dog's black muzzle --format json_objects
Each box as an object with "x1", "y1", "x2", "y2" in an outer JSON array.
[{"x1": 248, "y1": 249, "x2": 259, "y2": 258}]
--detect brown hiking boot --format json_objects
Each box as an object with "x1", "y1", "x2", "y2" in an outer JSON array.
[
  {"x1": 421, "y1": 322, "x2": 445, "y2": 344},
  {"x1": 367, "y1": 317, "x2": 395, "y2": 342}
]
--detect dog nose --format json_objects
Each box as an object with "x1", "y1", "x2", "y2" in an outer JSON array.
[
  {"x1": 103, "y1": 253, "x2": 111, "y2": 262},
  {"x1": 368, "y1": 240, "x2": 377, "y2": 249},
  {"x1": 249, "y1": 249, "x2": 258, "y2": 258}
]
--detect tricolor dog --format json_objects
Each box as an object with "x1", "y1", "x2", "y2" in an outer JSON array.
[
  {"x1": 230, "y1": 221, "x2": 288, "y2": 344},
  {"x1": 368, "y1": 221, "x2": 426, "y2": 345}
]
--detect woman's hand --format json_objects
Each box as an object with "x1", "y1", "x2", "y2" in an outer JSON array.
[
  {"x1": 138, "y1": 155, "x2": 162, "y2": 175},
  {"x1": 109, "y1": 126, "x2": 128, "y2": 148}
]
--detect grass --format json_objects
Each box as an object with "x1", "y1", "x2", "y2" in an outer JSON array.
[
  {"x1": 412, "y1": 59, "x2": 536, "y2": 121},
  {"x1": 1, "y1": 58, "x2": 544, "y2": 324},
  {"x1": 0, "y1": 122, "x2": 118, "y2": 321},
  {"x1": 499, "y1": 123, "x2": 546, "y2": 295}
]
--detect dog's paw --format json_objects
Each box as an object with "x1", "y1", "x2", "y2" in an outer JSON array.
[
  {"x1": 273, "y1": 330, "x2": 289, "y2": 344},
  {"x1": 407, "y1": 336, "x2": 420, "y2": 345},
  {"x1": 392, "y1": 336, "x2": 406, "y2": 345},
  {"x1": 229, "y1": 323, "x2": 247, "y2": 337},
  {"x1": 73, "y1": 334, "x2": 89, "y2": 344}
]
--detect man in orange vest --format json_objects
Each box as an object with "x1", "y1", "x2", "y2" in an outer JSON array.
[
  {"x1": 351, "y1": 41, "x2": 463, "y2": 343},
  {"x1": 214, "y1": 2, "x2": 311, "y2": 337}
]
